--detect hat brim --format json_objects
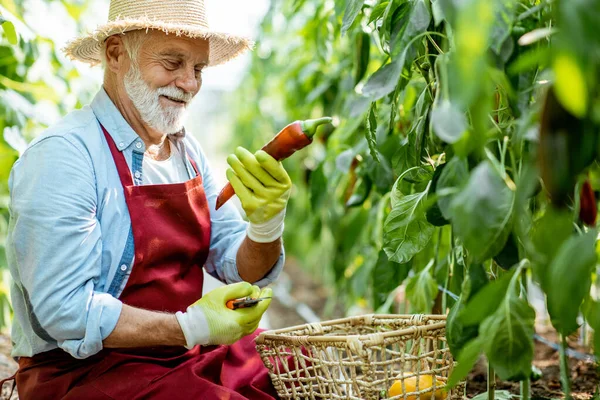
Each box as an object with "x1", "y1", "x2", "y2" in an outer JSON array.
[{"x1": 62, "y1": 18, "x2": 254, "y2": 67}]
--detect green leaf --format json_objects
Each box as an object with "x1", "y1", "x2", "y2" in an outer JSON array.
[
  {"x1": 61, "y1": 0, "x2": 87, "y2": 20},
  {"x1": 390, "y1": 0, "x2": 432, "y2": 59},
  {"x1": 447, "y1": 298, "x2": 479, "y2": 356},
  {"x1": 366, "y1": 102, "x2": 380, "y2": 163},
  {"x1": 406, "y1": 265, "x2": 438, "y2": 312},
  {"x1": 447, "y1": 263, "x2": 487, "y2": 355},
  {"x1": 582, "y1": 298, "x2": 600, "y2": 360},
  {"x1": 481, "y1": 288, "x2": 535, "y2": 381},
  {"x1": 582, "y1": 297, "x2": 600, "y2": 335},
  {"x1": 383, "y1": 188, "x2": 435, "y2": 263},
  {"x1": 362, "y1": 59, "x2": 403, "y2": 100},
  {"x1": 507, "y1": 46, "x2": 552, "y2": 76},
  {"x1": 471, "y1": 391, "x2": 513, "y2": 400},
  {"x1": 372, "y1": 250, "x2": 411, "y2": 310},
  {"x1": 431, "y1": 0, "x2": 456, "y2": 25},
  {"x1": 431, "y1": 100, "x2": 468, "y2": 144},
  {"x1": 451, "y1": 161, "x2": 514, "y2": 262},
  {"x1": 342, "y1": 0, "x2": 364, "y2": 35},
  {"x1": 544, "y1": 230, "x2": 597, "y2": 335},
  {"x1": 489, "y1": 0, "x2": 516, "y2": 54},
  {"x1": 368, "y1": 1, "x2": 389, "y2": 24},
  {"x1": 459, "y1": 269, "x2": 516, "y2": 326},
  {"x1": 346, "y1": 176, "x2": 372, "y2": 208},
  {"x1": 437, "y1": 157, "x2": 469, "y2": 220},
  {"x1": 451, "y1": 0, "x2": 495, "y2": 106},
  {"x1": 531, "y1": 207, "x2": 573, "y2": 270},
  {"x1": 493, "y1": 233, "x2": 520, "y2": 270},
  {"x1": 553, "y1": 51, "x2": 588, "y2": 118},
  {"x1": 365, "y1": 153, "x2": 394, "y2": 190},
  {"x1": 1, "y1": 21, "x2": 17, "y2": 45},
  {"x1": 465, "y1": 262, "x2": 489, "y2": 301},
  {"x1": 447, "y1": 337, "x2": 483, "y2": 388}
]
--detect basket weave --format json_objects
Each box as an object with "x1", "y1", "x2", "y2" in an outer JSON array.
[{"x1": 255, "y1": 314, "x2": 466, "y2": 400}]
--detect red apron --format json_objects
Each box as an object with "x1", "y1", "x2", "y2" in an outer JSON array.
[{"x1": 12, "y1": 125, "x2": 279, "y2": 400}]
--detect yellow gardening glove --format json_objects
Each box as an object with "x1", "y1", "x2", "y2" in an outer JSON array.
[
  {"x1": 175, "y1": 282, "x2": 272, "y2": 347},
  {"x1": 226, "y1": 147, "x2": 291, "y2": 242}
]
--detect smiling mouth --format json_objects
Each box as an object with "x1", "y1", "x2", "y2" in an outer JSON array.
[{"x1": 161, "y1": 95, "x2": 187, "y2": 105}]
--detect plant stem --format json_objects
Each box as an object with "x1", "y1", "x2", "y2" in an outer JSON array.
[
  {"x1": 520, "y1": 268, "x2": 531, "y2": 400},
  {"x1": 559, "y1": 334, "x2": 572, "y2": 399},
  {"x1": 417, "y1": 62, "x2": 434, "y2": 100},
  {"x1": 520, "y1": 379, "x2": 531, "y2": 400},
  {"x1": 488, "y1": 364, "x2": 496, "y2": 400}
]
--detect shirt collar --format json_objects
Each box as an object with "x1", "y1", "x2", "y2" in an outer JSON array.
[
  {"x1": 91, "y1": 87, "x2": 140, "y2": 151},
  {"x1": 90, "y1": 87, "x2": 187, "y2": 152}
]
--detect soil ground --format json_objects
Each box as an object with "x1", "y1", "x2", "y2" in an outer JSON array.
[{"x1": 0, "y1": 259, "x2": 597, "y2": 399}]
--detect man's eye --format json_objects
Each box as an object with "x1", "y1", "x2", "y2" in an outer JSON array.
[{"x1": 165, "y1": 61, "x2": 180, "y2": 70}]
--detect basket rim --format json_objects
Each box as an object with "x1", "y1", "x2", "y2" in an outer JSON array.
[{"x1": 255, "y1": 314, "x2": 447, "y2": 345}]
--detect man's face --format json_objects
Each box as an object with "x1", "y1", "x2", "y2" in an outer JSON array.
[{"x1": 123, "y1": 31, "x2": 209, "y2": 134}]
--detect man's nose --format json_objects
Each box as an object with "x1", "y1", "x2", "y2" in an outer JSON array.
[{"x1": 176, "y1": 67, "x2": 200, "y2": 94}]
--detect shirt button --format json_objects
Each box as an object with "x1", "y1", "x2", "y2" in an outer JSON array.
[
  {"x1": 134, "y1": 171, "x2": 142, "y2": 179},
  {"x1": 135, "y1": 142, "x2": 142, "y2": 149},
  {"x1": 118, "y1": 142, "x2": 124, "y2": 148},
  {"x1": 120, "y1": 264, "x2": 127, "y2": 271}
]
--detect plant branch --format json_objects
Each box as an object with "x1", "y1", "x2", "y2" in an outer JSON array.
[
  {"x1": 427, "y1": 34, "x2": 444, "y2": 54},
  {"x1": 560, "y1": 334, "x2": 572, "y2": 399},
  {"x1": 488, "y1": 364, "x2": 496, "y2": 400}
]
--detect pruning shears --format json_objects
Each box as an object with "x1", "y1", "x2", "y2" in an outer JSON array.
[{"x1": 226, "y1": 297, "x2": 272, "y2": 310}]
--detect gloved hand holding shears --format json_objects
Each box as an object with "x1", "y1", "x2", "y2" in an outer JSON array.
[
  {"x1": 225, "y1": 147, "x2": 292, "y2": 243},
  {"x1": 176, "y1": 282, "x2": 272, "y2": 348}
]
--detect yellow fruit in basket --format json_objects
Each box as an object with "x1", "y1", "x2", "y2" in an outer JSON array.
[{"x1": 388, "y1": 374, "x2": 447, "y2": 400}]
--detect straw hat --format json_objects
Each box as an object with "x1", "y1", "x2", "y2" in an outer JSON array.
[{"x1": 63, "y1": 0, "x2": 254, "y2": 67}]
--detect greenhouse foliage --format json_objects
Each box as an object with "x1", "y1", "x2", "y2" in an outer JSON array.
[{"x1": 228, "y1": 0, "x2": 600, "y2": 396}]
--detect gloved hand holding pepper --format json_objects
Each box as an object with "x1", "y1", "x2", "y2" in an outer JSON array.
[
  {"x1": 226, "y1": 147, "x2": 291, "y2": 243},
  {"x1": 175, "y1": 282, "x2": 272, "y2": 348}
]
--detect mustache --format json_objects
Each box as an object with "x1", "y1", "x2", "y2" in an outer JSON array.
[{"x1": 157, "y1": 86, "x2": 194, "y2": 103}]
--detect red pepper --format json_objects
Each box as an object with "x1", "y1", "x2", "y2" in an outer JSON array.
[
  {"x1": 579, "y1": 179, "x2": 597, "y2": 226},
  {"x1": 215, "y1": 117, "x2": 332, "y2": 210}
]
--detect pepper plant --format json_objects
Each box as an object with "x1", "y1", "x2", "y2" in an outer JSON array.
[{"x1": 229, "y1": 0, "x2": 600, "y2": 396}]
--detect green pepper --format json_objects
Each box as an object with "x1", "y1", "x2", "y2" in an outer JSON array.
[
  {"x1": 354, "y1": 31, "x2": 370, "y2": 86},
  {"x1": 426, "y1": 163, "x2": 450, "y2": 226}
]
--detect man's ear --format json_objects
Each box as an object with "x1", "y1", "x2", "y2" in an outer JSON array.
[{"x1": 104, "y1": 35, "x2": 127, "y2": 74}]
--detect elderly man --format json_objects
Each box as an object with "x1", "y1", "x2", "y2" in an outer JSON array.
[{"x1": 4, "y1": 0, "x2": 291, "y2": 399}]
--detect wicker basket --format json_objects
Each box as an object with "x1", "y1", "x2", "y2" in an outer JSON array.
[{"x1": 255, "y1": 314, "x2": 467, "y2": 400}]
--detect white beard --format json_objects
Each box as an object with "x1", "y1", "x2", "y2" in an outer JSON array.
[{"x1": 123, "y1": 63, "x2": 193, "y2": 134}]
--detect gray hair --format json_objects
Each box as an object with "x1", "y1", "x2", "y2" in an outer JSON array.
[{"x1": 100, "y1": 30, "x2": 148, "y2": 68}]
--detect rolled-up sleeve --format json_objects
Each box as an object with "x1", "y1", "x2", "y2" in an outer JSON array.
[
  {"x1": 192, "y1": 143, "x2": 284, "y2": 287},
  {"x1": 8, "y1": 136, "x2": 122, "y2": 359}
]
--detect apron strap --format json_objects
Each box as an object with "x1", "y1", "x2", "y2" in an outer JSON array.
[
  {"x1": 187, "y1": 154, "x2": 200, "y2": 177},
  {"x1": 100, "y1": 122, "x2": 202, "y2": 183},
  {"x1": 0, "y1": 372, "x2": 16, "y2": 399},
  {"x1": 100, "y1": 123, "x2": 134, "y2": 187}
]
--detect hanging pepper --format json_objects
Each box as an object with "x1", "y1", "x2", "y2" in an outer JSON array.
[
  {"x1": 215, "y1": 117, "x2": 333, "y2": 210},
  {"x1": 579, "y1": 179, "x2": 597, "y2": 226},
  {"x1": 539, "y1": 86, "x2": 596, "y2": 207},
  {"x1": 354, "y1": 31, "x2": 370, "y2": 86}
]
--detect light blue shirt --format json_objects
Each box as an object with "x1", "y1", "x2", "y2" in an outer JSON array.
[{"x1": 6, "y1": 88, "x2": 284, "y2": 359}]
